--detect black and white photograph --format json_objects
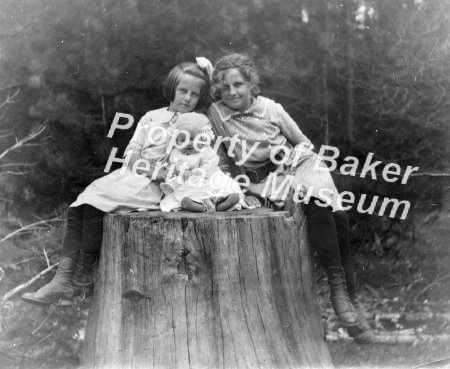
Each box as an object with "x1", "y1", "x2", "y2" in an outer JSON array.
[{"x1": 0, "y1": 0, "x2": 449, "y2": 368}]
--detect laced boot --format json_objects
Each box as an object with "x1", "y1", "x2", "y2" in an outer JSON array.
[
  {"x1": 326, "y1": 266, "x2": 359, "y2": 327},
  {"x1": 21, "y1": 257, "x2": 76, "y2": 306},
  {"x1": 344, "y1": 265, "x2": 378, "y2": 343},
  {"x1": 347, "y1": 293, "x2": 377, "y2": 343},
  {"x1": 73, "y1": 250, "x2": 98, "y2": 287}
]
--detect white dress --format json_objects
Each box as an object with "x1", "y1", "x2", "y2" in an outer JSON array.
[
  {"x1": 159, "y1": 146, "x2": 245, "y2": 212},
  {"x1": 71, "y1": 108, "x2": 179, "y2": 212}
]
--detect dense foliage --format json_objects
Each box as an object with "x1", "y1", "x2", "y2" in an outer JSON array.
[{"x1": 0, "y1": 0, "x2": 449, "y2": 228}]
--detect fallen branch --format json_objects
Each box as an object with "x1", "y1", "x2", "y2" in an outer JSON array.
[
  {"x1": 2, "y1": 257, "x2": 35, "y2": 270},
  {"x1": 32, "y1": 305, "x2": 58, "y2": 335},
  {"x1": 0, "y1": 217, "x2": 63, "y2": 244},
  {"x1": 414, "y1": 274, "x2": 450, "y2": 303},
  {"x1": 0, "y1": 267, "x2": 4, "y2": 286},
  {"x1": 1, "y1": 263, "x2": 57, "y2": 302},
  {"x1": 374, "y1": 312, "x2": 450, "y2": 322},
  {"x1": 326, "y1": 332, "x2": 450, "y2": 344},
  {"x1": 33, "y1": 331, "x2": 54, "y2": 346}
]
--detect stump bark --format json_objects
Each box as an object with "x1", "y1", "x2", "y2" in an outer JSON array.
[{"x1": 82, "y1": 207, "x2": 333, "y2": 369}]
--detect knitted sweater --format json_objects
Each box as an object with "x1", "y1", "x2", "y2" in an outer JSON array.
[{"x1": 208, "y1": 96, "x2": 310, "y2": 170}]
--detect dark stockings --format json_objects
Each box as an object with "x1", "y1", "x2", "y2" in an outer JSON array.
[
  {"x1": 60, "y1": 205, "x2": 105, "y2": 260},
  {"x1": 304, "y1": 201, "x2": 351, "y2": 271}
]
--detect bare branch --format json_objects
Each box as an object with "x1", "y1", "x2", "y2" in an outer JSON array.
[
  {"x1": 20, "y1": 142, "x2": 47, "y2": 148},
  {"x1": 0, "y1": 123, "x2": 46, "y2": 161},
  {"x1": 410, "y1": 172, "x2": 450, "y2": 178},
  {"x1": 0, "y1": 170, "x2": 33, "y2": 177},
  {"x1": 0, "y1": 129, "x2": 13, "y2": 139},
  {"x1": 414, "y1": 274, "x2": 450, "y2": 303},
  {"x1": 32, "y1": 309, "x2": 56, "y2": 335},
  {"x1": 1, "y1": 263, "x2": 57, "y2": 302},
  {"x1": 7, "y1": 257, "x2": 35, "y2": 267},
  {"x1": 0, "y1": 162, "x2": 38, "y2": 168},
  {"x1": 43, "y1": 246, "x2": 50, "y2": 268},
  {"x1": 0, "y1": 89, "x2": 20, "y2": 110},
  {"x1": 0, "y1": 217, "x2": 63, "y2": 244}
]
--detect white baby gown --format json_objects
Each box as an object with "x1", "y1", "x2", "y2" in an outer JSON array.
[{"x1": 159, "y1": 146, "x2": 245, "y2": 212}]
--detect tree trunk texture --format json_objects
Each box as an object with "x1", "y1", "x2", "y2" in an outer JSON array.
[{"x1": 82, "y1": 207, "x2": 333, "y2": 369}]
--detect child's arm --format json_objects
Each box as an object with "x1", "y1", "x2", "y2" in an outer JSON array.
[
  {"x1": 273, "y1": 103, "x2": 313, "y2": 148},
  {"x1": 126, "y1": 151, "x2": 169, "y2": 180},
  {"x1": 198, "y1": 149, "x2": 220, "y2": 178},
  {"x1": 124, "y1": 117, "x2": 168, "y2": 180}
]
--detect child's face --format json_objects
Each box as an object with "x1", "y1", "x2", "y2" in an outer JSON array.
[
  {"x1": 169, "y1": 73, "x2": 203, "y2": 113},
  {"x1": 176, "y1": 134, "x2": 208, "y2": 155},
  {"x1": 219, "y1": 68, "x2": 254, "y2": 112},
  {"x1": 177, "y1": 137, "x2": 197, "y2": 155}
]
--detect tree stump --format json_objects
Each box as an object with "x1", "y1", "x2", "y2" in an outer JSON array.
[{"x1": 82, "y1": 207, "x2": 334, "y2": 369}]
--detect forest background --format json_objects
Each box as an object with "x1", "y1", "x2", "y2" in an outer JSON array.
[{"x1": 0, "y1": 0, "x2": 449, "y2": 368}]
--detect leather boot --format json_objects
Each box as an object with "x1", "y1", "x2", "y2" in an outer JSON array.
[
  {"x1": 326, "y1": 266, "x2": 359, "y2": 326},
  {"x1": 347, "y1": 294, "x2": 378, "y2": 344},
  {"x1": 344, "y1": 263, "x2": 378, "y2": 343},
  {"x1": 72, "y1": 250, "x2": 98, "y2": 287},
  {"x1": 21, "y1": 257, "x2": 76, "y2": 306}
]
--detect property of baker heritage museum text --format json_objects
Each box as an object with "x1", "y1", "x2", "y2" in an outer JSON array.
[{"x1": 105, "y1": 112, "x2": 418, "y2": 220}]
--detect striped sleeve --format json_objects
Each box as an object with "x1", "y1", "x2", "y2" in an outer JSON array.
[{"x1": 272, "y1": 102, "x2": 310, "y2": 146}]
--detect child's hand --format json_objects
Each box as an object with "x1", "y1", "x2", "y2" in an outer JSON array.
[
  {"x1": 153, "y1": 167, "x2": 170, "y2": 181},
  {"x1": 182, "y1": 169, "x2": 193, "y2": 180},
  {"x1": 285, "y1": 142, "x2": 315, "y2": 167}
]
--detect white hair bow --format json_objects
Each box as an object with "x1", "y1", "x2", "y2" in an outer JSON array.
[{"x1": 196, "y1": 57, "x2": 213, "y2": 80}]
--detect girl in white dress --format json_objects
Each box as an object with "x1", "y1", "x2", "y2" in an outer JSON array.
[
  {"x1": 22, "y1": 61, "x2": 212, "y2": 305},
  {"x1": 160, "y1": 112, "x2": 244, "y2": 212}
]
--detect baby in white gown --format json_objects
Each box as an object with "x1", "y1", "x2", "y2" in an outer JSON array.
[{"x1": 159, "y1": 112, "x2": 245, "y2": 212}]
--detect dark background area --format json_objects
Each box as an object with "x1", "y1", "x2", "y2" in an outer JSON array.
[{"x1": 0, "y1": 0, "x2": 449, "y2": 368}]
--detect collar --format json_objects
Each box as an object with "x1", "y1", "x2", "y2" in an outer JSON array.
[
  {"x1": 147, "y1": 107, "x2": 180, "y2": 125},
  {"x1": 166, "y1": 108, "x2": 181, "y2": 124},
  {"x1": 212, "y1": 96, "x2": 269, "y2": 122}
]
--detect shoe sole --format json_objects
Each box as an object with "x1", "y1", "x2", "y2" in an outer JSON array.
[
  {"x1": 21, "y1": 295, "x2": 73, "y2": 306},
  {"x1": 73, "y1": 281, "x2": 94, "y2": 288}
]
